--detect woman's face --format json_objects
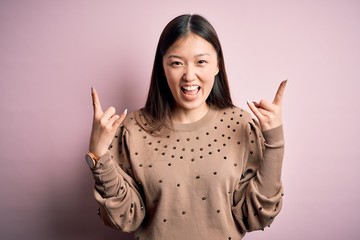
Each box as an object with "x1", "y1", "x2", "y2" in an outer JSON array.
[{"x1": 163, "y1": 33, "x2": 219, "y2": 116}]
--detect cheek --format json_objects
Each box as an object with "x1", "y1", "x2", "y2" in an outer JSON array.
[
  {"x1": 201, "y1": 71, "x2": 216, "y2": 85},
  {"x1": 165, "y1": 71, "x2": 175, "y2": 85},
  {"x1": 200, "y1": 64, "x2": 218, "y2": 80},
  {"x1": 164, "y1": 69, "x2": 182, "y2": 85},
  {"x1": 165, "y1": 72, "x2": 180, "y2": 94}
]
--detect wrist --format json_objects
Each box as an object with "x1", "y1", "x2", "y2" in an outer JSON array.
[
  {"x1": 89, "y1": 144, "x2": 107, "y2": 159},
  {"x1": 85, "y1": 151, "x2": 100, "y2": 169},
  {"x1": 262, "y1": 125, "x2": 284, "y2": 146}
]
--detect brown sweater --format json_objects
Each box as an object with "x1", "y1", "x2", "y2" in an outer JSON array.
[{"x1": 89, "y1": 106, "x2": 284, "y2": 240}]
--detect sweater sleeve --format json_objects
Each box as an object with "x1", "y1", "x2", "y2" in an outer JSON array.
[
  {"x1": 232, "y1": 120, "x2": 284, "y2": 232},
  {"x1": 89, "y1": 126, "x2": 145, "y2": 232}
]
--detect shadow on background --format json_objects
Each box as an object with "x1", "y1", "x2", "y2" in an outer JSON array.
[
  {"x1": 45, "y1": 166, "x2": 134, "y2": 240},
  {"x1": 44, "y1": 69, "x2": 144, "y2": 240},
  {"x1": 47, "y1": 165, "x2": 133, "y2": 240}
]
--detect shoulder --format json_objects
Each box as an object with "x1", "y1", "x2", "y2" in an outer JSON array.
[
  {"x1": 214, "y1": 106, "x2": 262, "y2": 135},
  {"x1": 121, "y1": 109, "x2": 154, "y2": 133},
  {"x1": 121, "y1": 109, "x2": 139, "y2": 128},
  {"x1": 216, "y1": 106, "x2": 254, "y2": 124}
]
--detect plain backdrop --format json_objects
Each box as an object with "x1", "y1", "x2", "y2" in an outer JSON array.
[{"x1": 1, "y1": 0, "x2": 359, "y2": 239}]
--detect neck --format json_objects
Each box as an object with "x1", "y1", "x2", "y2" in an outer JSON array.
[{"x1": 171, "y1": 104, "x2": 210, "y2": 124}]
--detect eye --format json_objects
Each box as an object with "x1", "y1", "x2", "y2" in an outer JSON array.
[
  {"x1": 171, "y1": 61, "x2": 183, "y2": 67},
  {"x1": 198, "y1": 60, "x2": 207, "y2": 65}
]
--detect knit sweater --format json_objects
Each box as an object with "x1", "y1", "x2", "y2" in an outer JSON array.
[{"x1": 89, "y1": 105, "x2": 285, "y2": 240}]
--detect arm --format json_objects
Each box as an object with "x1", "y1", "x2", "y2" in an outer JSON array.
[
  {"x1": 87, "y1": 88, "x2": 145, "y2": 232},
  {"x1": 247, "y1": 80, "x2": 287, "y2": 197},
  {"x1": 91, "y1": 127, "x2": 145, "y2": 232},
  {"x1": 232, "y1": 81, "x2": 287, "y2": 232}
]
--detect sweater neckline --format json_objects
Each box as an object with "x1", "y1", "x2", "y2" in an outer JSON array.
[{"x1": 170, "y1": 105, "x2": 218, "y2": 132}]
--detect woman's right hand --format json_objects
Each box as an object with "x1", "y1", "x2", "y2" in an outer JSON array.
[{"x1": 89, "y1": 87, "x2": 127, "y2": 158}]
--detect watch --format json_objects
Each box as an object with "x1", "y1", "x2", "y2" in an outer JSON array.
[{"x1": 85, "y1": 152, "x2": 100, "y2": 169}]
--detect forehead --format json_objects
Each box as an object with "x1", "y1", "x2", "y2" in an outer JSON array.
[{"x1": 166, "y1": 33, "x2": 216, "y2": 56}]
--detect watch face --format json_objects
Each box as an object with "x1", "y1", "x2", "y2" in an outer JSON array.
[{"x1": 85, "y1": 154, "x2": 95, "y2": 168}]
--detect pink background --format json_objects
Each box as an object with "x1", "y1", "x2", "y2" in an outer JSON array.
[{"x1": 1, "y1": 0, "x2": 359, "y2": 239}]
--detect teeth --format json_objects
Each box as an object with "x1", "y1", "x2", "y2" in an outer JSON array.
[{"x1": 182, "y1": 85, "x2": 199, "y2": 91}]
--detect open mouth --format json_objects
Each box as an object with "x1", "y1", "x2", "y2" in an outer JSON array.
[{"x1": 181, "y1": 85, "x2": 200, "y2": 95}]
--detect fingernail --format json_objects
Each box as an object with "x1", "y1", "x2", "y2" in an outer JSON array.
[
  {"x1": 123, "y1": 109, "x2": 128, "y2": 115},
  {"x1": 247, "y1": 100, "x2": 252, "y2": 105},
  {"x1": 91, "y1": 86, "x2": 94, "y2": 93}
]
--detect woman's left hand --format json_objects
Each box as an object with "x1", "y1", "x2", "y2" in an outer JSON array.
[{"x1": 247, "y1": 80, "x2": 287, "y2": 131}]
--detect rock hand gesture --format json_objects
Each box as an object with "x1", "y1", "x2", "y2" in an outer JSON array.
[
  {"x1": 247, "y1": 80, "x2": 287, "y2": 131},
  {"x1": 89, "y1": 87, "x2": 127, "y2": 158}
]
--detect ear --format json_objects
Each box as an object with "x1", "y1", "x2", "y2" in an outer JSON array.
[
  {"x1": 215, "y1": 67, "x2": 219, "y2": 76},
  {"x1": 215, "y1": 59, "x2": 220, "y2": 76}
]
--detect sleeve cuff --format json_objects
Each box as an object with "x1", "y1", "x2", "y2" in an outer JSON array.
[
  {"x1": 262, "y1": 125, "x2": 284, "y2": 146},
  {"x1": 91, "y1": 150, "x2": 112, "y2": 171}
]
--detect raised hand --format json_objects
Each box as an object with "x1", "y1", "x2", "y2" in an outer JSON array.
[
  {"x1": 247, "y1": 80, "x2": 287, "y2": 131},
  {"x1": 89, "y1": 87, "x2": 127, "y2": 158}
]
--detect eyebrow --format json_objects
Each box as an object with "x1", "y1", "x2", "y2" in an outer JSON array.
[{"x1": 167, "y1": 53, "x2": 212, "y2": 59}]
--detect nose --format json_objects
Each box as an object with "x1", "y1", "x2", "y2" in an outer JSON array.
[{"x1": 183, "y1": 64, "x2": 196, "y2": 82}]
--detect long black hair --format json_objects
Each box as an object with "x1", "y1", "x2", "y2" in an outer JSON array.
[{"x1": 142, "y1": 14, "x2": 234, "y2": 132}]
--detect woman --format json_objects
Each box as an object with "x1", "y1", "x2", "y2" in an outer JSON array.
[{"x1": 86, "y1": 14, "x2": 286, "y2": 239}]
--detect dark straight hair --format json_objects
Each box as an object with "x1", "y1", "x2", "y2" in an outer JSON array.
[{"x1": 142, "y1": 14, "x2": 234, "y2": 132}]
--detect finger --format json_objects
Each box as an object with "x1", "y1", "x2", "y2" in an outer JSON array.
[
  {"x1": 253, "y1": 101, "x2": 260, "y2": 108},
  {"x1": 257, "y1": 107, "x2": 270, "y2": 117},
  {"x1": 112, "y1": 109, "x2": 127, "y2": 128},
  {"x1": 273, "y1": 80, "x2": 287, "y2": 105},
  {"x1": 91, "y1": 87, "x2": 103, "y2": 117},
  {"x1": 247, "y1": 100, "x2": 265, "y2": 122},
  {"x1": 102, "y1": 106, "x2": 116, "y2": 123},
  {"x1": 107, "y1": 109, "x2": 127, "y2": 126},
  {"x1": 107, "y1": 114, "x2": 120, "y2": 126},
  {"x1": 252, "y1": 103, "x2": 271, "y2": 117},
  {"x1": 255, "y1": 99, "x2": 274, "y2": 112}
]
